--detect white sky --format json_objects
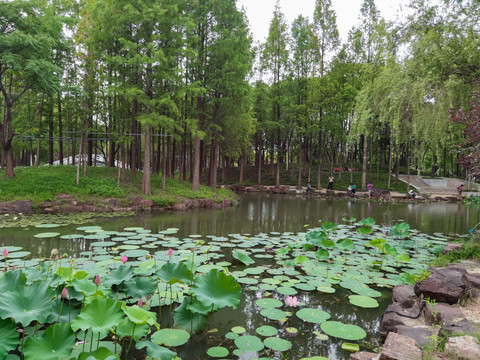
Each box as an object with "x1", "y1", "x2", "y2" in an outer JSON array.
[{"x1": 236, "y1": 0, "x2": 408, "y2": 43}]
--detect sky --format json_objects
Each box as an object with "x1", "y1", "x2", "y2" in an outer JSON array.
[{"x1": 236, "y1": 0, "x2": 409, "y2": 44}]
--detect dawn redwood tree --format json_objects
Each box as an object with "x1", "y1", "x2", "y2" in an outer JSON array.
[{"x1": 0, "y1": 0, "x2": 63, "y2": 177}]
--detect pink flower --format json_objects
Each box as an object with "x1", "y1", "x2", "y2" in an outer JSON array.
[
  {"x1": 94, "y1": 275, "x2": 101, "y2": 286},
  {"x1": 61, "y1": 287, "x2": 68, "y2": 299},
  {"x1": 137, "y1": 298, "x2": 143, "y2": 306},
  {"x1": 2, "y1": 248, "x2": 8, "y2": 258},
  {"x1": 285, "y1": 296, "x2": 300, "y2": 307},
  {"x1": 168, "y1": 248, "x2": 173, "y2": 257},
  {"x1": 121, "y1": 255, "x2": 128, "y2": 264}
]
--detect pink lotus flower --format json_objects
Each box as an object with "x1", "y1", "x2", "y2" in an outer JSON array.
[
  {"x1": 285, "y1": 296, "x2": 300, "y2": 307},
  {"x1": 2, "y1": 248, "x2": 8, "y2": 258},
  {"x1": 168, "y1": 248, "x2": 173, "y2": 257},
  {"x1": 137, "y1": 298, "x2": 143, "y2": 306},
  {"x1": 61, "y1": 287, "x2": 68, "y2": 299},
  {"x1": 94, "y1": 275, "x2": 101, "y2": 286},
  {"x1": 121, "y1": 255, "x2": 128, "y2": 264}
]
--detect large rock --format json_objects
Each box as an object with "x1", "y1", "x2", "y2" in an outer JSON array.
[
  {"x1": 393, "y1": 285, "x2": 418, "y2": 308},
  {"x1": 444, "y1": 335, "x2": 480, "y2": 360},
  {"x1": 0, "y1": 200, "x2": 33, "y2": 214},
  {"x1": 424, "y1": 302, "x2": 478, "y2": 335},
  {"x1": 462, "y1": 272, "x2": 480, "y2": 291},
  {"x1": 441, "y1": 243, "x2": 463, "y2": 254},
  {"x1": 379, "y1": 332, "x2": 422, "y2": 360},
  {"x1": 395, "y1": 325, "x2": 439, "y2": 347},
  {"x1": 414, "y1": 268, "x2": 466, "y2": 304},
  {"x1": 380, "y1": 303, "x2": 425, "y2": 336}
]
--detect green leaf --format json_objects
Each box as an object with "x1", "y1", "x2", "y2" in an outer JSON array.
[
  {"x1": 315, "y1": 249, "x2": 330, "y2": 260},
  {"x1": 264, "y1": 337, "x2": 292, "y2": 352},
  {"x1": 294, "y1": 255, "x2": 310, "y2": 264},
  {"x1": 358, "y1": 218, "x2": 375, "y2": 227},
  {"x1": 234, "y1": 335, "x2": 264, "y2": 352},
  {"x1": 206, "y1": 346, "x2": 229, "y2": 358},
  {"x1": 296, "y1": 308, "x2": 330, "y2": 324},
  {"x1": 337, "y1": 238, "x2": 354, "y2": 250},
  {"x1": 71, "y1": 298, "x2": 124, "y2": 334},
  {"x1": 156, "y1": 262, "x2": 193, "y2": 285},
  {"x1": 305, "y1": 230, "x2": 328, "y2": 246},
  {"x1": 0, "y1": 280, "x2": 54, "y2": 326},
  {"x1": 0, "y1": 318, "x2": 18, "y2": 360},
  {"x1": 23, "y1": 323, "x2": 75, "y2": 360},
  {"x1": 55, "y1": 267, "x2": 74, "y2": 282},
  {"x1": 232, "y1": 250, "x2": 255, "y2": 265},
  {"x1": 0, "y1": 269, "x2": 26, "y2": 293},
  {"x1": 348, "y1": 295, "x2": 379, "y2": 308},
  {"x1": 151, "y1": 329, "x2": 190, "y2": 347},
  {"x1": 321, "y1": 321, "x2": 366, "y2": 340},
  {"x1": 190, "y1": 269, "x2": 241, "y2": 311},
  {"x1": 78, "y1": 347, "x2": 120, "y2": 360},
  {"x1": 320, "y1": 221, "x2": 337, "y2": 232},
  {"x1": 357, "y1": 227, "x2": 373, "y2": 235},
  {"x1": 115, "y1": 318, "x2": 150, "y2": 341},
  {"x1": 342, "y1": 343, "x2": 360, "y2": 352},
  {"x1": 320, "y1": 238, "x2": 335, "y2": 248},
  {"x1": 123, "y1": 277, "x2": 157, "y2": 299},
  {"x1": 122, "y1": 304, "x2": 157, "y2": 325},
  {"x1": 104, "y1": 264, "x2": 135, "y2": 286},
  {"x1": 136, "y1": 340, "x2": 177, "y2": 360},
  {"x1": 396, "y1": 253, "x2": 411, "y2": 262},
  {"x1": 173, "y1": 298, "x2": 208, "y2": 333}
]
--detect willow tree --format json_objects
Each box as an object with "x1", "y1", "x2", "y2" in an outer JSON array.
[{"x1": 0, "y1": 0, "x2": 63, "y2": 177}]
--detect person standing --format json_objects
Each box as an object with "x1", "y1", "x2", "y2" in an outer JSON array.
[
  {"x1": 327, "y1": 175, "x2": 334, "y2": 190},
  {"x1": 367, "y1": 181, "x2": 373, "y2": 198},
  {"x1": 457, "y1": 184, "x2": 463, "y2": 197},
  {"x1": 306, "y1": 178, "x2": 312, "y2": 193}
]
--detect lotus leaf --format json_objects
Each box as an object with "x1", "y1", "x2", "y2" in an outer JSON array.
[
  {"x1": 0, "y1": 318, "x2": 17, "y2": 360},
  {"x1": 0, "y1": 269, "x2": 26, "y2": 293},
  {"x1": 156, "y1": 262, "x2": 193, "y2": 285},
  {"x1": 342, "y1": 342, "x2": 360, "y2": 352},
  {"x1": 0, "y1": 280, "x2": 54, "y2": 326},
  {"x1": 256, "y1": 325, "x2": 278, "y2": 336},
  {"x1": 173, "y1": 298, "x2": 208, "y2": 333},
  {"x1": 47, "y1": 298, "x2": 81, "y2": 323},
  {"x1": 123, "y1": 277, "x2": 157, "y2": 299},
  {"x1": 231, "y1": 326, "x2": 246, "y2": 334},
  {"x1": 294, "y1": 283, "x2": 315, "y2": 291},
  {"x1": 234, "y1": 335, "x2": 264, "y2": 352},
  {"x1": 7, "y1": 251, "x2": 30, "y2": 259},
  {"x1": 71, "y1": 277, "x2": 99, "y2": 296},
  {"x1": 237, "y1": 277, "x2": 258, "y2": 285},
  {"x1": 348, "y1": 295, "x2": 379, "y2": 308},
  {"x1": 357, "y1": 227, "x2": 373, "y2": 235},
  {"x1": 35, "y1": 223, "x2": 61, "y2": 228},
  {"x1": 358, "y1": 218, "x2": 375, "y2": 227},
  {"x1": 71, "y1": 298, "x2": 124, "y2": 333},
  {"x1": 206, "y1": 346, "x2": 229, "y2": 358},
  {"x1": 260, "y1": 308, "x2": 288, "y2": 320},
  {"x1": 300, "y1": 357, "x2": 330, "y2": 360},
  {"x1": 305, "y1": 230, "x2": 328, "y2": 246},
  {"x1": 136, "y1": 340, "x2": 177, "y2": 360},
  {"x1": 225, "y1": 331, "x2": 239, "y2": 339},
  {"x1": 296, "y1": 308, "x2": 330, "y2": 324},
  {"x1": 104, "y1": 264, "x2": 135, "y2": 286},
  {"x1": 151, "y1": 328, "x2": 190, "y2": 347},
  {"x1": 264, "y1": 337, "x2": 292, "y2": 352},
  {"x1": 33, "y1": 232, "x2": 60, "y2": 238},
  {"x1": 337, "y1": 238, "x2": 354, "y2": 250},
  {"x1": 123, "y1": 304, "x2": 157, "y2": 325},
  {"x1": 277, "y1": 287, "x2": 297, "y2": 295},
  {"x1": 190, "y1": 269, "x2": 241, "y2": 311},
  {"x1": 115, "y1": 318, "x2": 150, "y2": 341},
  {"x1": 320, "y1": 321, "x2": 366, "y2": 340},
  {"x1": 256, "y1": 298, "x2": 282, "y2": 309},
  {"x1": 23, "y1": 323, "x2": 75, "y2": 360},
  {"x1": 233, "y1": 250, "x2": 255, "y2": 265}
]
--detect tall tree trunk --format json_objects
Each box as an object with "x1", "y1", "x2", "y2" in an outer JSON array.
[
  {"x1": 142, "y1": 125, "x2": 151, "y2": 195},
  {"x1": 48, "y1": 103, "x2": 54, "y2": 165},
  {"x1": 58, "y1": 94, "x2": 63, "y2": 164},
  {"x1": 387, "y1": 138, "x2": 392, "y2": 189},
  {"x1": 130, "y1": 98, "x2": 138, "y2": 177},
  {"x1": 211, "y1": 138, "x2": 218, "y2": 192},
  {"x1": 239, "y1": 155, "x2": 244, "y2": 185},
  {"x1": 361, "y1": 134, "x2": 368, "y2": 190},
  {"x1": 191, "y1": 97, "x2": 202, "y2": 191},
  {"x1": 162, "y1": 128, "x2": 166, "y2": 190}
]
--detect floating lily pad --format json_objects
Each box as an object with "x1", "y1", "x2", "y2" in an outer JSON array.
[
  {"x1": 231, "y1": 326, "x2": 246, "y2": 334},
  {"x1": 151, "y1": 328, "x2": 190, "y2": 347},
  {"x1": 260, "y1": 308, "x2": 288, "y2": 321},
  {"x1": 35, "y1": 224, "x2": 61, "y2": 228},
  {"x1": 207, "y1": 346, "x2": 229, "y2": 358},
  {"x1": 277, "y1": 287, "x2": 297, "y2": 295},
  {"x1": 255, "y1": 298, "x2": 283, "y2": 309},
  {"x1": 342, "y1": 343, "x2": 360, "y2": 352},
  {"x1": 256, "y1": 325, "x2": 278, "y2": 337},
  {"x1": 348, "y1": 295, "x2": 379, "y2": 308},
  {"x1": 296, "y1": 308, "x2": 330, "y2": 324},
  {"x1": 225, "y1": 332, "x2": 239, "y2": 340},
  {"x1": 264, "y1": 337, "x2": 292, "y2": 352},
  {"x1": 34, "y1": 232, "x2": 60, "y2": 238},
  {"x1": 320, "y1": 321, "x2": 366, "y2": 340},
  {"x1": 234, "y1": 335, "x2": 264, "y2": 352},
  {"x1": 316, "y1": 286, "x2": 335, "y2": 293}
]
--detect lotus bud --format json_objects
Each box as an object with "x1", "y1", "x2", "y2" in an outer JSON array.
[
  {"x1": 2, "y1": 248, "x2": 8, "y2": 258},
  {"x1": 94, "y1": 275, "x2": 101, "y2": 286},
  {"x1": 51, "y1": 248, "x2": 59, "y2": 258},
  {"x1": 61, "y1": 287, "x2": 68, "y2": 299},
  {"x1": 121, "y1": 255, "x2": 128, "y2": 264},
  {"x1": 168, "y1": 248, "x2": 173, "y2": 257},
  {"x1": 137, "y1": 298, "x2": 143, "y2": 306}
]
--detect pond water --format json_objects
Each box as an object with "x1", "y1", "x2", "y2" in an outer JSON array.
[{"x1": 0, "y1": 194, "x2": 479, "y2": 360}]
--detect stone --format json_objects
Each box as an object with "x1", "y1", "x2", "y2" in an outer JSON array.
[
  {"x1": 350, "y1": 352, "x2": 379, "y2": 360},
  {"x1": 444, "y1": 335, "x2": 480, "y2": 360},
  {"x1": 393, "y1": 285, "x2": 418, "y2": 308},
  {"x1": 379, "y1": 332, "x2": 422, "y2": 360},
  {"x1": 414, "y1": 271, "x2": 465, "y2": 304},
  {"x1": 424, "y1": 302, "x2": 465, "y2": 325},
  {"x1": 380, "y1": 303, "x2": 425, "y2": 336},
  {"x1": 462, "y1": 273, "x2": 480, "y2": 291},
  {"x1": 441, "y1": 243, "x2": 463, "y2": 254},
  {"x1": 442, "y1": 318, "x2": 479, "y2": 335},
  {"x1": 395, "y1": 325, "x2": 439, "y2": 347}
]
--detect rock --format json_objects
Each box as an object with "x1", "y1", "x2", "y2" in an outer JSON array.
[
  {"x1": 380, "y1": 303, "x2": 425, "y2": 336},
  {"x1": 103, "y1": 198, "x2": 121, "y2": 208},
  {"x1": 56, "y1": 194, "x2": 74, "y2": 201},
  {"x1": 444, "y1": 335, "x2": 480, "y2": 360},
  {"x1": 393, "y1": 285, "x2": 418, "y2": 308},
  {"x1": 424, "y1": 302, "x2": 465, "y2": 325},
  {"x1": 350, "y1": 352, "x2": 379, "y2": 360},
  {"x1": 222, "y1": 199, "x2": 232, "y2": 207},
  {"x1": 441, "y1": 243, "x2": 463, "y2": 254},
  {"x1": 379, "y1": 332, "x2": 422, "y2": 360},
  {"x1": 443, "y1": 318, "x2": 479, "y2": 335},
  {"x1": 395, "y1": 325, "x2": 439, "y2": 347},
  {"x1": 462, "y1": 273, "x2": 480, "y2": 291},
  {"x1": 414, "y1": 270, "x2": 465, "y2": 304}
]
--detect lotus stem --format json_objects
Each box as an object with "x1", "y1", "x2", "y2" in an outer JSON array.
[
  {"x1": 83, "y1": 331, "x2": 86, "y2": 352},
  {"x1": 125, "y1": 323, "x2": 136, "y2": 359},
  {"x1": 45, "y1": 257, "x2": 52, "y2": 280},
  {"x1": 90, "y1": 331, "x2": 94, "y2": 351},
  {"x1": 57, "y1": 298, "x2": 64, "y2": 323},
  {"x1": 97, "y1": 332, "x2": 100, "y2": 350}
]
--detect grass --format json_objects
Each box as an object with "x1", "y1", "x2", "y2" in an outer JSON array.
[
  {"x1": 430, "y1": 237, "x2": 480, "y2": 267},
  {"x1": 0, "y1": 165, "x2": 236, "y2": 208}
]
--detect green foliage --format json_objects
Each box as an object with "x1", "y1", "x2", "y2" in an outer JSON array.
[{"x1": 431, "y1": 238, "x2": 480, "y2": 266}]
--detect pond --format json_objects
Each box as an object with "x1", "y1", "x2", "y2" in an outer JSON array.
[{"x1": 0, "y1": 194, "x2": 478, "y2": 360}]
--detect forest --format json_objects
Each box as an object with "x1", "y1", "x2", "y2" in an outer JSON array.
[{"x1": 1, "y1": 0, "x2": 480, "y2": 194}]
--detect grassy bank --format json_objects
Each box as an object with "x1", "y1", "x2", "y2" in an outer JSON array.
[{"x1": 0, "y1": 166, "x2": 236, "y2": 208}]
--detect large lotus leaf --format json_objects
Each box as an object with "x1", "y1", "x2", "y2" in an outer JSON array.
[
  {"x1": 151, "y1": 328, "x2": 190, "y2": 347},
  {"x1": 104, "y1": 264, "x2": 135, "y2": 286},
  {"x1": 71, "y1": 277, "x2": 99, "y2": 296},
  {"x1": 122, "y1": 304, "x2": 157, "y2": 325},
  {"x1": 46, "y1": 298, "x2": 81, "y2": 324},
  {"x1": 0, "y1": 280, "x2": 54, "y2": 326},
  {"x1": 305, "y1": 230, "x2": 328, "y2": 246},
  {"x1": 320, "y1": 222, "x2": 337, "y2": 232},
  {"x1": 296, "y1": 308, "x2": 330, "y2": 324},
  {"x1": 55, "y1": 267, "x2": 74, "y2": 282},
  {"x1": 0, "y1": 269, "x2": 26, "y2": 293},
  {"x1": 186, "y1": 297, "x2": 212, "y2": 315},
  {"x1": 396, "y1": 253, "x2": 411, "y2": 263},
  {"x1": 369, "y1": 238, "x2": 386, "y2": 250},
  {"x1": 190, "y1": 269, "x2": 241, "y2": 311},
  {"x1": 337, "y1": 238, "x2": 354, "y2": 250},
  {"x1": 156, "y1": 262, "x2": 193, "y2": 285},
  {"x1": 357, "y1": 227, "x2": 373, "y2": 235},
  {"x1": 294, "y1": 255, "x2": 310, "y2": 264},
  {"x1": 320, "y1": 321, "x2": 366, "y2": 340},
  {"x1": 23, "y1": 323, "x2": 75, "y2": 360},
  {"x1": 71, "y1": 298, "x2": 124, "y2": 333},
  {"x1": 315, "y1": 249, "x2": 330, "y2": 260},
  {"x1": 358, "y1": 217, "x2": 375, "y2": 227},
  {"x1": 319, "y1": 238, "x2": 335, "y2": 249},
  {"x1": 0, "y1": 318, "x2": 18, "y2": 360},
  {"x1": 114, "y1": 318, "x2": 150, "y2": 341},
  {"x1": 383, "y1": 244, "x2": 398, "y2": 256},
  {"x1": 136, "y1": 340, "x2": 177, "y2": 360},
  {"x1": 77, "y1": 347, "x2": 119, "y2": 360},
  {"x1": 264, "y1": 337, "x2": 292, "y2": 352},
  {"x1": 232, "y1": 250, "x2": 255, "y2": 265},
  {"x1": 234, "y1": 335, "x2": 264, "y2": 352},
  {"x1": 173, "y1": 298, "x2": 208, "y2": 333},
  {"x1": 122, "y1": 277, "x2": 157, "y2": 299},
  {"x1": 348, "y1": 295, "x2": 379, "y2": 308}
]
